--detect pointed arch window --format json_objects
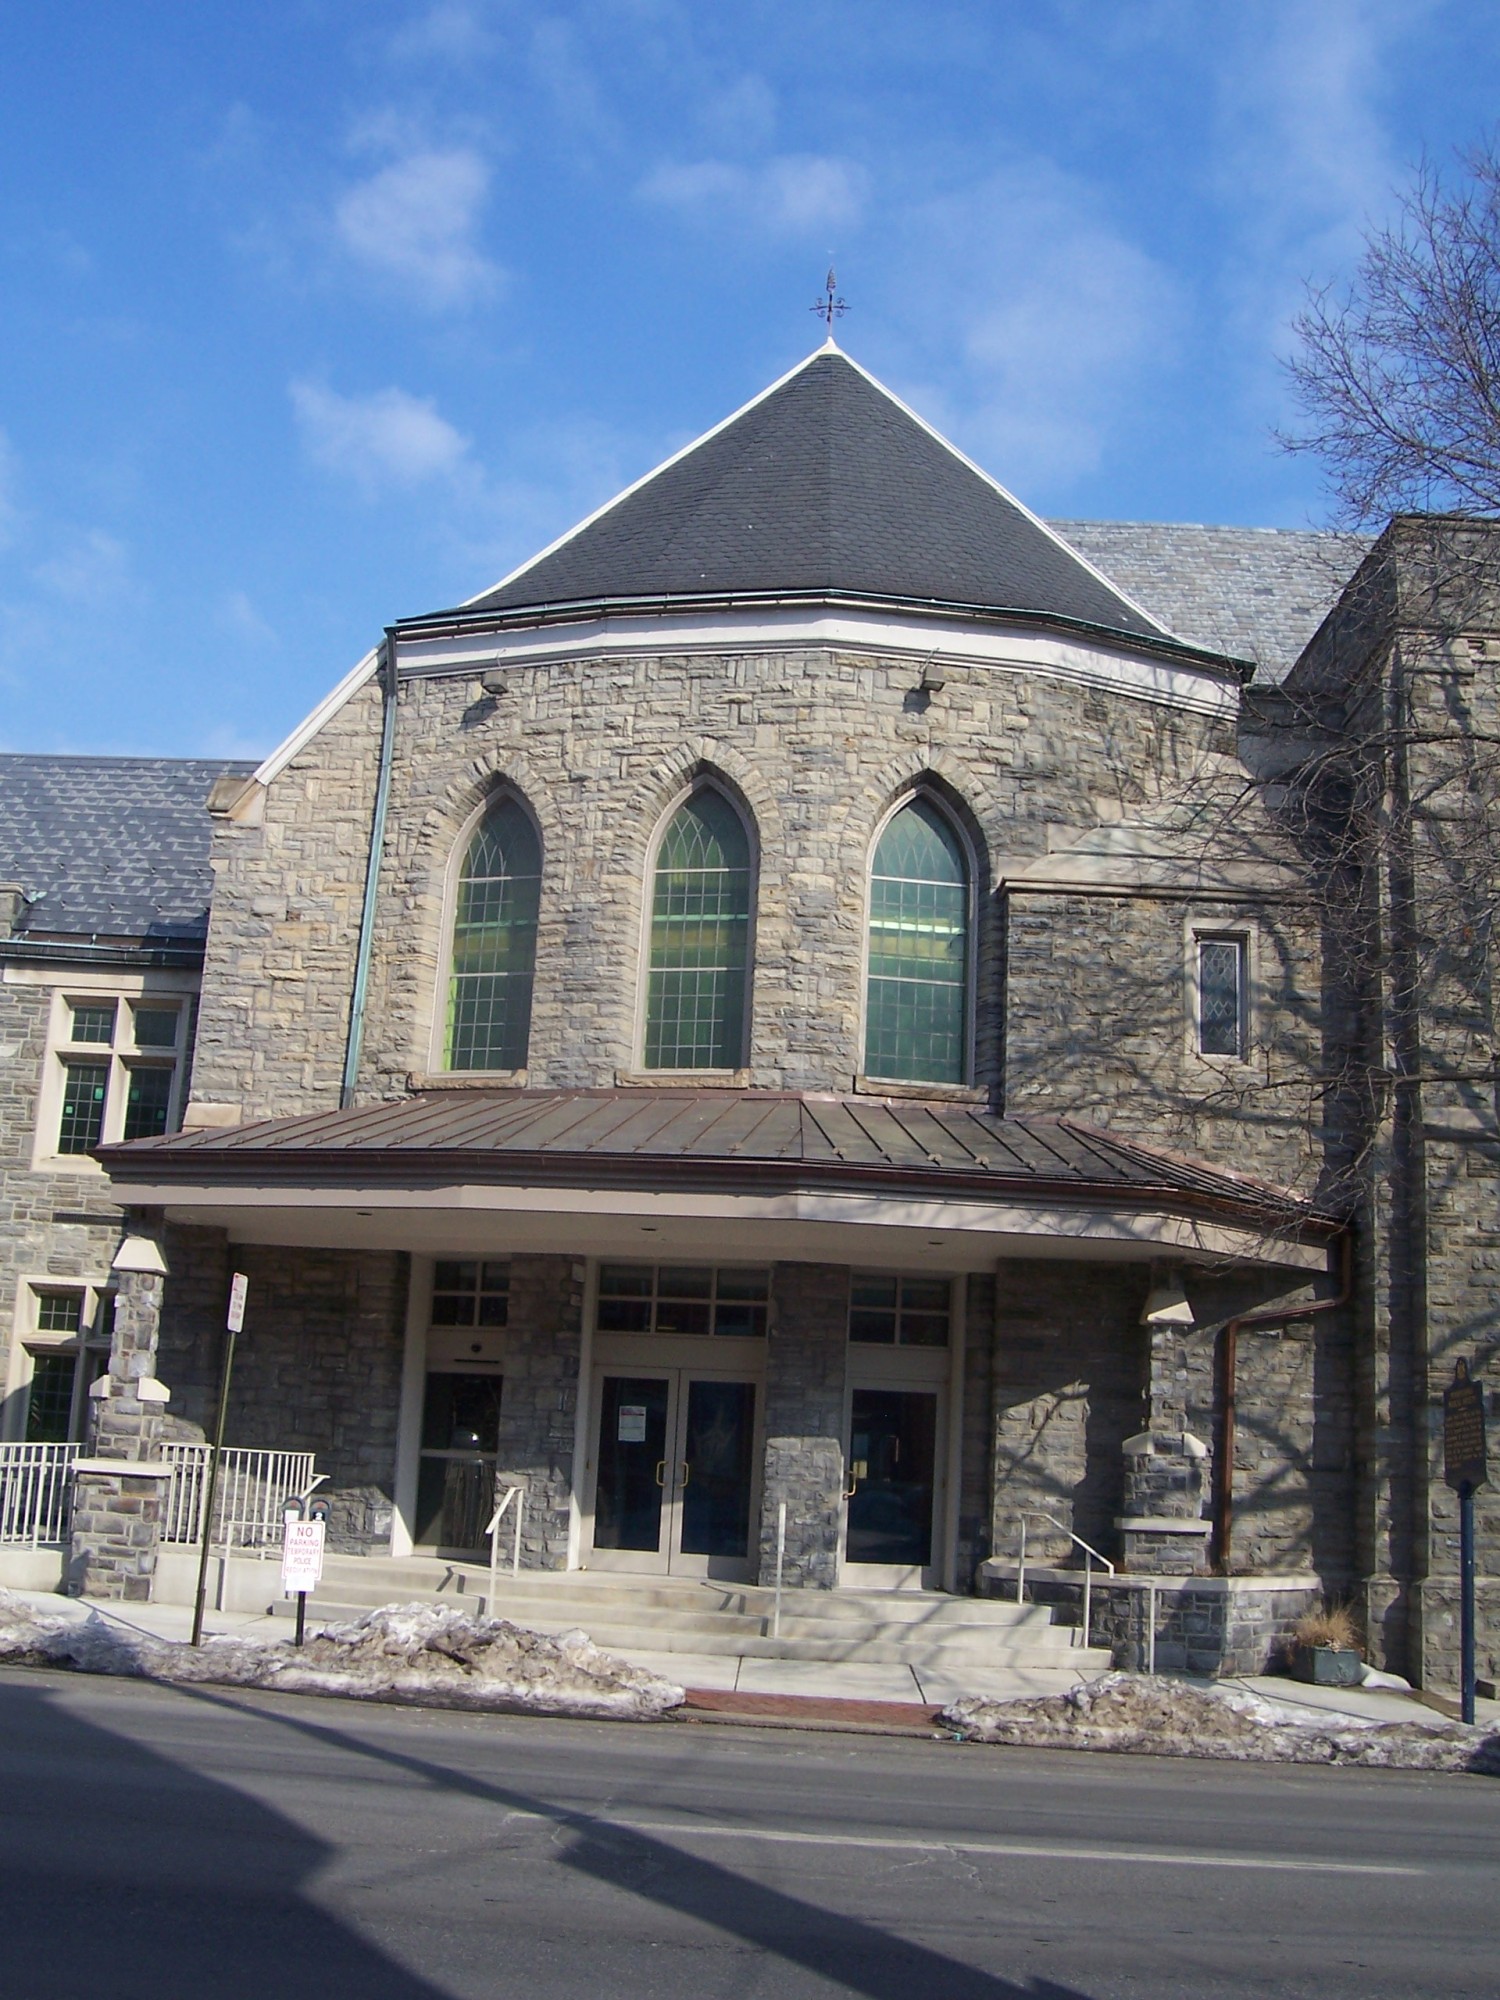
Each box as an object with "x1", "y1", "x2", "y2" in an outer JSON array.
[
  {"x1": 644, "y1": 788, "x2": 752, "y2": 1071},
  {"x1": 864, "y1": 796, "x2": 970, "y2": 1084},
  {"x1": 445, "y1": 799, "x2": 541, "y2": 1072}
]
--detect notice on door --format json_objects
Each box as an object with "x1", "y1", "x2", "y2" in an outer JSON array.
[{"x1": 617, "y1": 1405, "x2": 648, "y2": 1443}]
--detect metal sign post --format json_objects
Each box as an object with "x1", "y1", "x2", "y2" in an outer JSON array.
[
  {"x1": 190, "y1": 1273, "x2": 248, "y2": 1648},
  {"x1": 1443, "y1": 1358, "x2": 1489, "y2": 1725},
  {"x1": 280, "y1": 1495, "x2": 328, "y2": 1648}
]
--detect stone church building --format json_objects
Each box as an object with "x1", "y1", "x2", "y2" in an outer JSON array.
[{"x1": 3, "y1": 342, "x2": 1495, "y2": 1691}]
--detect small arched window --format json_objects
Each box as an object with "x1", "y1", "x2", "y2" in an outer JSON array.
[
  {"x1": 445, "y1": 799, "x2": 541, "y2": 1071},
  {"x1": 644, "y1": 788, "x2": 752, "y2": 1071},
  {"x1": 864, "y1": 795, "x2": 969, "y2": 1084}
]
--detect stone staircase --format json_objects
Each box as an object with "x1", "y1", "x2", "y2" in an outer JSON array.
[{"x1": 265, "y1": 1553, "x2": 1113, "y2": 1673}]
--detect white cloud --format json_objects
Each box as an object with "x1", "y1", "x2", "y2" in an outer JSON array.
[
  {"x1": 334, "y1": 147, "x2": 500, "y2": 308},
  {"x1": 290, "y1": 381, "x2": 472, "y2": 495},
  {"x1": 219, "y1": 589, "x2": 278, "y2": 647},
  {"x1": 877, "y1": 164, "x2": 1181, "y2": 496},
  {"x1": 640, "y1": 153, "x2": 867, "y2": 235},
  {"x1": 387, "y1": 2, "x2": 500, "y2": 64},
  {"x1": 33, "y1": 529, "x2": 134, "y2": 604}
]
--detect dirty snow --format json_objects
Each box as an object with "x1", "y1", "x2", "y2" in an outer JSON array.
[
  {"x1": 941, "y1": 1672, "x2": 1500, "y2": 1773},
  {"x1": 0, "y1": 1591, "x2": 683, "y2": 1721}
]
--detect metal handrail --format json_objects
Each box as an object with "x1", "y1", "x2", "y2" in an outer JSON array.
[
  {"x1": 1015, "y1": 1510, "x2": 1116, "y2": 1650},
  {"x1": 486, "y1": 1484, "x2": 525, "y2": 1612}
]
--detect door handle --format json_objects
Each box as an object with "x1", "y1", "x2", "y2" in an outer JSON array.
[
  {"x1": 654, "y1": 1460, "x2": 667, "y2": 1488},
  {"x1": 679, "y1": 1460, "x2": 691, "y2": 1489}
]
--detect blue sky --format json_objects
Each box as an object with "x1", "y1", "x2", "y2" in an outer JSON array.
[{"x1": 0, "y1": 0, "x2": 1492, "y2": 758}]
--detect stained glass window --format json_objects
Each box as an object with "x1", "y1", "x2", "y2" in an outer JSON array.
[
  {"x1": 643, "y1": 789, "x2": 751, "y2": 1070},
  {"x1": 864, "y1": 797, "x2": 969, "y2": 1084},
  {"x1": 446, "y1": 801, "x2": 541, "y2": 1071},
  {"x1": 1198, "y1": 937, "x2": 1246, "y2": 1057}
]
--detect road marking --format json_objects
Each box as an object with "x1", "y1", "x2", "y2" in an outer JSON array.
[{"x1": 505, "y1": 1813, "x2": 1421, "y2": 1876}]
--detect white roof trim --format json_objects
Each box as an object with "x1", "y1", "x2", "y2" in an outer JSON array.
[
  {"x1": 252, "y1": 646, "x2": 381, "y2": 789},
  {"x1": 460, "y1": 347, "x2": 834, "y2": 609}
]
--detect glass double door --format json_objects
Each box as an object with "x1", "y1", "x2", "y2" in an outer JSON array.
[{"x1": 589, "y1": 1370, "x2": 759, "y2": 1579}]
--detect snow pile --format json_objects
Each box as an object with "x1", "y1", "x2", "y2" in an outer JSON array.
[
  {"x1": 0, "y1": 1592, "x2": 684, "y2": 1722},
  {"x1": 941, "y1": 1672, "x2": 1500, "y2": 1773}
]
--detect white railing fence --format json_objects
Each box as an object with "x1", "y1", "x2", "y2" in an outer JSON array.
[
  {"x1": 0, "y1": 1442, "x2": 82, "y2": 1548},
  {"x1": 0, "y1": 1441, "x2": 318, "y2": 1554},
  {"x1": 161, "y1": 1445, "x2": 318, "y2": 1550}
]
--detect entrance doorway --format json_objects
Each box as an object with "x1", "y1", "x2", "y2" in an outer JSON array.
[
  {"x1": 844, "y1": 1387, "x2": 940, "y2": 1587},
  {"x1": 587, "y1": 1369, "x2": 758, "y2": 1579},
  {"x1": 414, "y1": 1370, "x2": 503, "y2": 1552}
]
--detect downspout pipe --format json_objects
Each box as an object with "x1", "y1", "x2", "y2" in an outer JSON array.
[
  {"x1": 1212, "y1": 1230, "x2": 1353, "y2": 1572},
  {"x1": 340, "y1": 626, "x2": 398, "y2": 1110}
]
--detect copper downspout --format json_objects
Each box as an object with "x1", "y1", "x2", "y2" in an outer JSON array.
[{"x1": 1213, "y1": 1231, "x2": 1353, "y2": 1572}]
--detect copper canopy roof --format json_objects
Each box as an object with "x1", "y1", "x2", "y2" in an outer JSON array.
[{"x1": 100, "y1": 1089, "x2": 1340, "y2": 1238}]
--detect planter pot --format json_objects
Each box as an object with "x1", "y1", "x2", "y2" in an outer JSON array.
[{"x1": 1289, "y1": 1643, "x2": 1362, "y2": 1686}]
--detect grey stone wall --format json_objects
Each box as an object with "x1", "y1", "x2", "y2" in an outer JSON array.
[
  {"x1": 493, "y1": 1254, "x2": 584, "y2": 1571},
  {"x1": 0, "y1": 978, "x2": 128, "y2": 1430},
  {"x1": 154, "y1": 1230, "x2": 407, "y2": 1554},
  {"x1": 759, "y1": 1263, "x2": 849, "y2": 1589}
]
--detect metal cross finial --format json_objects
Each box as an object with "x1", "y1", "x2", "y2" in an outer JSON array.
[{"x1": 812, "y1": 266, "x2": 848, "y2": 335}]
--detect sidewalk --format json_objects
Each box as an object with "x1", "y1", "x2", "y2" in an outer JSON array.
[{"x1": 10, "y1": 1588, "x2": 1496, "y2": 1733}]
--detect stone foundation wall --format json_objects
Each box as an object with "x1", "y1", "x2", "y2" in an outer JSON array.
[
  {"x1": 983, "y1": 1563, "x2": 1322, "y2": 1677},
  {"x1": 493, "y1": 1255, "x2": 585, "y2": 1571},
  {"x1": 758, "y1": 1263, "x2": 849, "y2": 1589}
]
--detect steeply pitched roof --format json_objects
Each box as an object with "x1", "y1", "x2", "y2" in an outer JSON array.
[
  {"x1": 1051, "y1": 521, "x2": 1367, "y2": 683},
  {"x1": 450, "y1": 348, "x2": 1171, "y2": 645},
  {"x1": 0, "y1": 754, "x2": 254, "y2": 946},
  {"x1": 102, "y1": 1087, "x2": 1340, "y2": 1236}
]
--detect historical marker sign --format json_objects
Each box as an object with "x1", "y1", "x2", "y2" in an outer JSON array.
[{"x1": 1444, "y1": 1358, "x2": 1488, "y2": 1491}]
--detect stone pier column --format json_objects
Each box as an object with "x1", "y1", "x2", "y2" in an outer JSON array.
[
  {"x1": 493, "y1": 1255, "x2": 585, "y2": 1570},
  {"x1": 757, "y1": 1264, "x2": 849, "y2": 1590},
  {"x1": 1117, "y1": 1272, "x2": 1212, "y2": 1575},
  {"x1": 66, "y1": 1231, "x2": 175, "y2": 1601}
]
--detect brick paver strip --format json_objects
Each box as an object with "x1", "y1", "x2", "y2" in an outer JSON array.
[{"x1": 683, "y1": 1688, "x2": 943, "y2": 1726}]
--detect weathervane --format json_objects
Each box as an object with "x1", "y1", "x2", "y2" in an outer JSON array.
[{"x1": 812, "y1": 266, "x2": 848, "y2": 335}]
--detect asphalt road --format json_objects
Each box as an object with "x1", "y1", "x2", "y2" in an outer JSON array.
[{"x1": 1, "y1": 1666, "x2": 1497, "y2": 1999}]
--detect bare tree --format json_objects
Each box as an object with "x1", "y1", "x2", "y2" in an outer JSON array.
[{"x1": 1283, "y1": 140, "x2": 1500, "y2": 526}]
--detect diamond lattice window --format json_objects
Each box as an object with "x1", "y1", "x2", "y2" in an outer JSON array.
[
  {"x1": 643, "y1": 790, "x2": 751, "y2": 1071},
  {"x1": 446, "y1": 801, "x2": 541, "y2": 1072},
  {"x1": 864, "y1": 797, "x2": 969, "y2": 1084}
]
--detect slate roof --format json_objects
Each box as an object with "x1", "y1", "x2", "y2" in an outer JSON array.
[
  {"x1": 101, "y1": 1088, "x2": 1340, "y2": 1234},
  {"x1": 1051, "y1": 521, "x2": 1368, "y2": 683},
  {"x1": 0, "y1": 755, "x2": 254, "y2": 946},
  {"x1": 447, "y1": 349, "x2": 1175, "y2": 648}
]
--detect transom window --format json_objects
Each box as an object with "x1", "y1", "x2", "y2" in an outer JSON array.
[
  {"x1": 1197, "y1": 935, "x2": 1247, "y2": 1058},
  {"x1": 849, "y1": 1273, "x2": 952, "y2": 1347},
  {"x1": 643, "y1": 788, "x2": 752, "y2": 1071},
  {"x1": 446, "y1": 799, "x2": 541, "y2": 1072},
  {"x1": 430, "y1": 1261, "x2": 511, "y2": 1327},
  {"x1": 864, "y1": 796, "x2": 970, "y2": 1085},
  {"x1": 598, "y1": 1264, "x2": 769, "y2": 1338},
  {"x1": 44, "y1": 993, "x2": 190, "y2": 1160}
]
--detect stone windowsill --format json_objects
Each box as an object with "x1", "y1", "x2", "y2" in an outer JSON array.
[
  {"x1": 852, "y1": 1075, "x2": 988, "y2": 1105},
  {"x1": 408, "y1": 1070, "x2": 528, "y2": 1091},
  {"x1": 614, "y1": 1069, "x2": 751, "y2": 1089},
  {"x1": 72, "y1": 1458, "x2": 175, "y2": 1478}
]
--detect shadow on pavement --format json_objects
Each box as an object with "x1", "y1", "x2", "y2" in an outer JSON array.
[
  {"x1": 0, "y1": 1675, "x2": 452, "y2": 2000},
  {"x1": 164, "y1": 1681, "x2": 1095, "y2": 2000}
]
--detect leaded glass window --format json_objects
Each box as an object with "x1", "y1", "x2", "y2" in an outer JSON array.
[
  {"x1": 864, "y1": 797, "x2": 969, "y2": 1084},
  {"x1": 643, "y1": 789, "x2": 751, "y2": 1070},
  {"x1": 1197, "y1": 936, "x2": 1246, "y2": 1057},
  {"x1": 446, "y1": 801, "x2": 541, "y2": 1072}
]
